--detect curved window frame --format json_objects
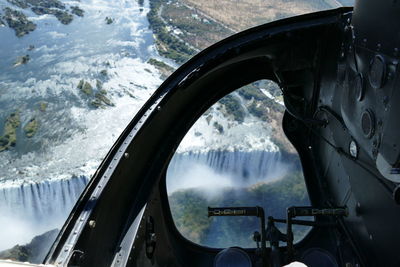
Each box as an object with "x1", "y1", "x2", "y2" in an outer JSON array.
[{"x1": 162, "y1": 81, "x2": 314, "y2": 250}]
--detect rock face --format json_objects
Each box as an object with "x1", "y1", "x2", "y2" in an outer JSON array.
[
  {"x1": 14, "y1": 54, "x2": 30, "y2": 66},
  {"x1": 0, "y1": 229, "x2": 59, "y2": 264}
]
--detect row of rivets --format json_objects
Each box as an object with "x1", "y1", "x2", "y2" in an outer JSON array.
[{"x1": 57, "y1": 93, "x2": 167, "y2": 265}]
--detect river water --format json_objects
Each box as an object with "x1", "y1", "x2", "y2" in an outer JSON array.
[{"x1": 0, "y1": 0, "x2": 164, "y2": 249}]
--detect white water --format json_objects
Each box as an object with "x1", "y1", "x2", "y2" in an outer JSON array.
[
  {"x1": 0, "y1": 0, "x2": 162, "y2": 250},
  {"x1": 167, "y1": 150, "x2": 290, "y2": 193},
  {"x1": 0, "y1": 0, "x2": 162, "y2": 187},
  {"x1": 0, "y1": 176, "x2": 88, "y2": 250}
]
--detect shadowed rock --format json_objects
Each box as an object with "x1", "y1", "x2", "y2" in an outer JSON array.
[{"x1": 0, "y1": 229, "x2": 59, "y2": 263}]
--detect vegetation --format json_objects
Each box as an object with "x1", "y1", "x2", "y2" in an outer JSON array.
[
  {"x1": 26, "y1": 0, "x2": 66, "y2": 9},
  {"x1": 71, "y1": 6, "x2": 84, "y2": 17},
  {"x1": 148, "y1": 58, "x2": 173, "y2": 71},
  {"x1": 251, "y1": 97, "x2": 284, "y2": 121},
  {"x1": 77, "y1": 80, "x2": 93, "y2": 96},
  {"x1": 31, "y1": 7, "x2": 73, "y2": 24},
  {"x1": 82, "y1": 82, "x2": 93, "y2": 95},
  {"x1": 213, "y1": 121, "x2": 224, "y2": 134},
  {"x1": 147, "y1": 58, "x2": 175, "y2": 79},
  {"x1": 247, "y1": 101, "x2": 266, "y2": 120},
  {"x1": 2, "y1": 7, "x2": 36, "y2": 37},
  {"x1": 24, "y1": 118, "x2": 39, "y2": 138},
  {"x1": 148, "y1": 0, "x2": 196, "y2": 63},
  {"x1": 169, "y1": 170, "x2": 309, "y2": 247},
  {"x1": 0, "y1": 229, "x2": 58, "y2": 263},
  {"x1": 6, "y1": 0, "x2": 28, "y2": 9},
  {"x1": 237, "y1": 84, "x2": 266, "y2": 101},
  {"x1": 213, "y1": 82, "x2": 283, "y2": 124},
  {"x1": 0, "y1": 245, "x2": 30, "y2": 262},
  {"x1": 91, "y1": 90, "x2": 114, "y2": 108},
  {"x1": 180, "y1": 0, "x2": 332, "y2": 32},
  {"x1": 3, "y1": 0, "x2": 84, "y2": 35},
  {"x1": 14, "y1": 54, "x2": 30, "y2": 66},
  {"x1": 54, "y1": 11, "x2": 73, "y2": 24},
  {"x1": 77, "y1": 80, "x2": 113, "y2": 108},
  {"x1": 96, "y1": 79, "x2": 102, "y2": 89},
  {"x1": 145, "y1": 0, "x2": 291, "y2": 152},
  {"x1": 169, "y1": 190, "x2": 213, "y2": 242},
  {"x1": 105, "y1": 17, "x2": 114, "y2": 24},
  {"x1": 161, "y1": 1, "x2": 232, "y2": 50},
  {"x1": 0, "y1": 111, "x2": 21, "y2": 152},
  {"x1": 218, "y1": 94, "x2": 245, "y2": 123},
  {"x1": 39, "y1": 102, "x2": 47, "y2": 112}
]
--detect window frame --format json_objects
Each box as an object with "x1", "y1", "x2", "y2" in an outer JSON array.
[{"x1": 162, "y1": 82, "x2": 314, "y2": 250}]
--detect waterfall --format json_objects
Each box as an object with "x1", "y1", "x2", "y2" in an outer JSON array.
[
  {"x1": 167, "y1": 150, "x2": 292, "y2": 193},
  {"x1": 0, "y1": 150, "x2": 292, "y2": 250},
  {"x1": 0, "y1": 176, "x2": 88, "y2": 221},
  {"x1": 0, "y1": 176, "x2": 88, "y2": 250}
]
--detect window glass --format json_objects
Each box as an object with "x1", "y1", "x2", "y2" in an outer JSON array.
[{"x1": 167, "y1": 81, "x2": 311, "y2": 248}]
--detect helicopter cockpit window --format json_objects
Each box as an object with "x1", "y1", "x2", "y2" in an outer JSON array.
[{"x1": 166, "y1": 80, "x2": 311, "y2": 248}]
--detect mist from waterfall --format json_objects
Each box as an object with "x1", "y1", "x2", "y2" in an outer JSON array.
[
  {"x1": 167, "y1": 150, "x2": 292, "y2": 195},
  {"x1": 0, "y1": 176, "x2": 88, "y2": 250}
]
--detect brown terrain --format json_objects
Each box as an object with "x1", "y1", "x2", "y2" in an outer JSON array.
[{"x1": 180, "y1": 0, "x2": 336, "y2": 32}]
